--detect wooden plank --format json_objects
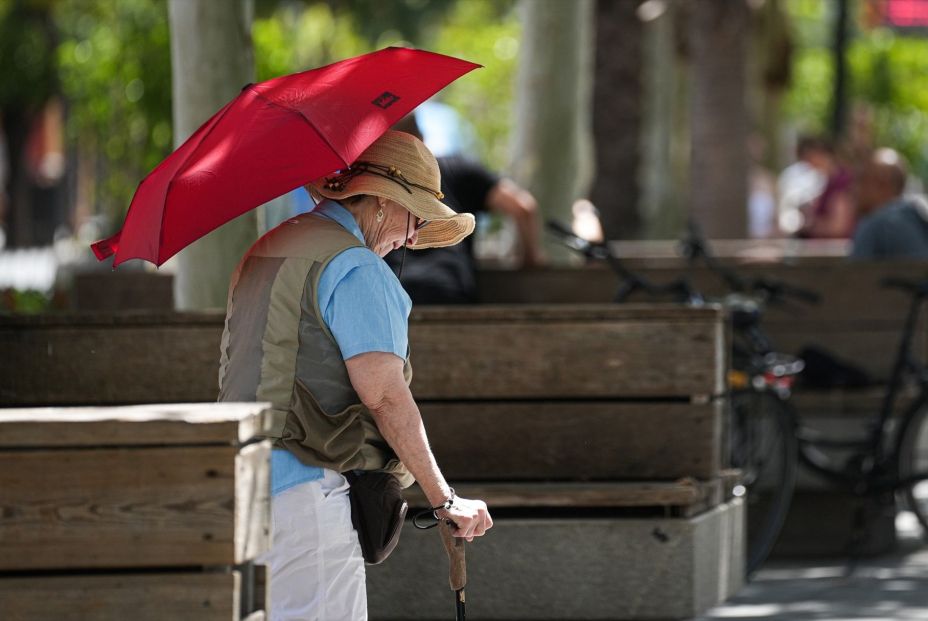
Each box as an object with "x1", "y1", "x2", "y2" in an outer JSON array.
[
  {"x1": 410, "y1": 317, "x2": 725, "y2": 399},
  {"x1": 0, "y1": 324, "x2": 223, "y2": 405},
  {"x1": 0, "y1": 572, "x2": 240, "y2": 621},
  {"x1": 607, "y1": 237, "x2": 850, "y2": 260},
  {"x1": 476, "y1": 262, "x2": 928, "y2": 323},
  {"x1": 2, "y1": 305, "x2": 725, "y2": 404},
  {"x1": 73, "y1": 272, "x2": 174, "y2": 312},
  {"x1": 403, "y1": 480, "x2": 723, "y2": 509},
  {"x1": 0, "y1": 442, "x2": 271, "y2": 570},
  {"x1": 0, "y1": 311, "x2": 225, "y2": 327},
  {"x1": 421, "y1": 401, "x2": 721, "y2": 480},
  {"x1": 410, "y1": 303, "x2": 723, "y2": 323},
  {"x1": 0, "y1": 403, "x2": 271, "y2": 448},
  {"x1": 236, "y1": 442, "x2": 271, "y2": 564},
  {"x1": 791, "y1": 386, "x2": 916, "y2": 419}
]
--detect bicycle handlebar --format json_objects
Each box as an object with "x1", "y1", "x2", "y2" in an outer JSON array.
[
  {"x1": 751, "y1": 277, "x2": 822, "y2": 305},
  {"x1": 881, "y1": 277, "x2": 928, "y2": 298},
  {"x1": 681, "y1": 219, "x2": 821, "y2": 306},
  {"x1": 545, "y1": 220, "x2": 699, "y2": 304}
]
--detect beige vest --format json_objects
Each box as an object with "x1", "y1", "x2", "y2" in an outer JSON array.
[{"x1": 218, "y1": 213, "x2": 413, "y2": 486}]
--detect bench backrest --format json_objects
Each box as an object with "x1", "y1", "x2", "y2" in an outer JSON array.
[
  {"x1": 476, "y1": 260, "x2": 928, "y2": 381},
  {"x1": 2, "y1": 305, "x2": 726, "y2": 482}
]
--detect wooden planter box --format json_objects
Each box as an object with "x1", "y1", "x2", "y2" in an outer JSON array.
[{"x1": 0, "y1": 403, "x2": 271, "y2": 621}]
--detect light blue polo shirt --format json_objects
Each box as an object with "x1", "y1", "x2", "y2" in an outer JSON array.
[{"x1": 270, "y1": 200, "x2": 412, "y2": 496}]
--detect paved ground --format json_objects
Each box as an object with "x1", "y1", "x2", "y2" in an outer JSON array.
[{"x1": 695, "y1": 513, "x2": 928, "y2": 621}]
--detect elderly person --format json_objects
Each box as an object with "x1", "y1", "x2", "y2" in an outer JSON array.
[
  {"x1": 851, "y1": 148, "x2": 928, "y2": 259},
  {"x1": 218, "y1": 130, "x2": 493, "y2": 620}
]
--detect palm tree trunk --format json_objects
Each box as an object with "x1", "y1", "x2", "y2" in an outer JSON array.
[
  {"x1": 590, "y1": 0, "x2": 643, "y2": 241},
  {"x1": 689, "y1": 0, "x2": 749, "y2": 238},
  {"x1": 168, "y1": 0, "x2": 256, "y2": 310},
  {"x1": 510, "y1": 0, "x2": 595, "y2": 263}
]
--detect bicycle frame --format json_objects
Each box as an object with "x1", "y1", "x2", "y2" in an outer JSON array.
[{"x1": 796, "y1": 285, "x2": 928, "y2": 493}]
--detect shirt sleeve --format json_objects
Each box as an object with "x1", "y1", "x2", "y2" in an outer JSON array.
[
  {"x1": 438, "y1": 156, "x2": 499, "y2": 215},
  {"x1": 320, "y1": 250, "x2": 412, "y2": 361}
]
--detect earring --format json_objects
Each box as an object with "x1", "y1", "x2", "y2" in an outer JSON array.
[{"x1": 376, "y1": 208, "x2": 384, "y2": 222}]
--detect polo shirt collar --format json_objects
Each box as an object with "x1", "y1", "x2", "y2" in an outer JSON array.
[{"x1": 313, "y1": 199, "x2": 366, "y2": 245}]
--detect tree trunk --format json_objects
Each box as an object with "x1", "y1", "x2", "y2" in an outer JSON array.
[
  {"x1": 640, "y1": 2, "x2": 688, "y2": 239},
  {"x1": 689, "y1": 0, "x2": 749, "y2": 238},
  {"x1": 510, "y1": 0, "x2": 595, "y2": 263},
  {"x1": 168, "y1": 0, "x2": 256, "y2": 310},
  {"x1": 590, "y1": 0, "x2": 643, "y2": 241}
]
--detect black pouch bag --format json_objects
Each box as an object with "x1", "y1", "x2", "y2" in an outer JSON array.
[{"x1": 344, "y1": 470, "x2": 408, "y2": 565}]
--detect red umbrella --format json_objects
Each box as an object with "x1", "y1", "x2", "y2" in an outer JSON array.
[{"x1": 91, "y1": 47, "x2": 480, "y2": 267}]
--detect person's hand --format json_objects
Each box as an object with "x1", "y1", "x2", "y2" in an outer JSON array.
[{"x1": 436, "y1": 496, "x2": 493, "y2": 542}]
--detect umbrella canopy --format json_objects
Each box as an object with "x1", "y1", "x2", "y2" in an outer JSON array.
[{"x1": 91, "y1": 47, "x2": 480, "y2": 267}]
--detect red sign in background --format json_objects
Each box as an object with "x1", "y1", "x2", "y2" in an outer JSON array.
[{"x1": 884, "y1": 0, "x2": 928, "y2": 28}]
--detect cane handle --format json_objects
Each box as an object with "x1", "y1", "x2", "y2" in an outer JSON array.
[{"x1": 438, "y1": 519, "x2": 467, "y2": 591}]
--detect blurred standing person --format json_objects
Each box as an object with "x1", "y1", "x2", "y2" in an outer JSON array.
[
  {"x1": 797, "y1": 140, "x2": 855, "y2": 239},
  {"x1": 386, "y1": 115, "x2": 544, "y2": 304},
  {"x1": 776, "y1": 135, "x2": 830, "y2": 236},
  {"x1": 851, "y1": 148, "x2": 928, "y2": 259}
]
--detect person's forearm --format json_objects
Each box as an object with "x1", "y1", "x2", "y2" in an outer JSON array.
[
  {"x1": 514, "y1": 209, "x2": 543, "y2": 265},
  {"x1": 367, "y1": 387, "x2": 452, "y2": 507}
]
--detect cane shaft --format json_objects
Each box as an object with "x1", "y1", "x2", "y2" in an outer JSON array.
[
  {"x1": 438, "y1": 520, "x2": 467, "y2": 591},
  {"x1": 455, "y1": 588, "x2": 466, "y2": 620}
]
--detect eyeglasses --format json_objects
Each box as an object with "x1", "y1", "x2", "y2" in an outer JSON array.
[{"x1": 414, "y1": 217, "x2": 430, "y2": 231}]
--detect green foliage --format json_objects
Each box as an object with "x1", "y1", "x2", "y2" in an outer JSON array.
[
  {"x1": 253, "y1": 3, "x2": 367, "y2": 80},
  {"x1": 3, "y1": 0, "x2": 518, "y2": 228},
  {"x1": 0, "y1": 288, "x2": 51, "y2": 313},
  {"x1": 54, "y1": 0, "x2": 172, "y2": 222},
  {"x1": 783, "y1": 1, "x2": 928, "y2": 180},
  {"x1": 254, "y1": 0, "x2": 519, "y2": 169},
  {"x1": 427, "y1": 0, "x2": 519, "y2": 170}
]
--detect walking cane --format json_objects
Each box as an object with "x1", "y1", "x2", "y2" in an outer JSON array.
[{"x1": 438, "y1": 520, "x2": 466, "y2": 621}]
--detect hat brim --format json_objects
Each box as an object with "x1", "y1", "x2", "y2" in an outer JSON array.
[{"x1": 307, "y1": 176, "x2": 475, "y2": 249}]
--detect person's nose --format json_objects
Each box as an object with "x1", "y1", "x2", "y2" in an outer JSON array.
[{"x1": 406, "y1": 228, "x2": 419, "y2": 247}]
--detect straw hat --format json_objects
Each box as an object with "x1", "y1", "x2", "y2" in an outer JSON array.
[{"x1": 306, "y1": 130, "x2": 474, "y2": 249}]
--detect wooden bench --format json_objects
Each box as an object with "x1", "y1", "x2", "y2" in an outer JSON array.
[
  {"x1": 1, "y1": 305, "x2": 741, "y2": 619},
  {"x1": 0, "y1": 403, "x2": 270, "y2": 621},
  {"x1": 477, "y1": 258, "x2": 928, "y2": 556}
]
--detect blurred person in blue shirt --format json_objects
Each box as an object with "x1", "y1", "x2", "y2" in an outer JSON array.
[{"x1": 851, "y1": 148, "x2": 928, "y2": 260}]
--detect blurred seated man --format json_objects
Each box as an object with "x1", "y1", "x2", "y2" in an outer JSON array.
[
  {"x1": 851, "y1": 148, "x2": 928, "y2": 259},
  {"x1": 385, "y1": 116, "x2": 544, "y2": 304}
]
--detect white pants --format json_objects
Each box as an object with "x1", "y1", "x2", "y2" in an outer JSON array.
[{"x1": 259, "y1": 469, "x2": 367, "y2": 621}]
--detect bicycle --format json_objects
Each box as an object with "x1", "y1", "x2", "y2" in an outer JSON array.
[
  {"x1": 547, "y1": 220, "x2": 928, "y2": 576},
  {"x1": 680, "y1": 225, "x2": 928, "y2": 559}
]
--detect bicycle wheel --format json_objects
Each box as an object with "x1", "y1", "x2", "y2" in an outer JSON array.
[
  {"x1": 729, "y1": 389, "x2": 798, "y2": 575},
  {"x1": 897, "y1": 402, "x2": 928, "y2": 534}
]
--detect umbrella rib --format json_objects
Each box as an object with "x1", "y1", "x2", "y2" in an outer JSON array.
[
  {"x1": 245, "y1": 86, "x2": 351, "y2": 169},
  {"x1": 155, "y1": 98, "x2": 239, "y2": 265}
]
